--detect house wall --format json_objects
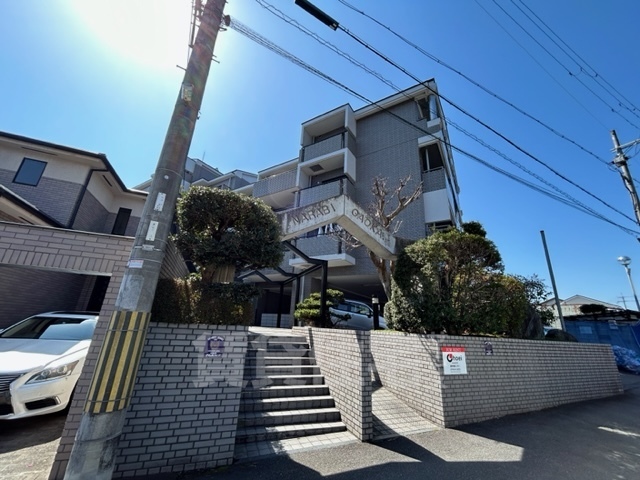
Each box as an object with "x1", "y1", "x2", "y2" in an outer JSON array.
[{"x1": 112, "y1": 324, "x2": 248, "y2": 478}]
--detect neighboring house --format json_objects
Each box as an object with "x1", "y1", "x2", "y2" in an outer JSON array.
[
  {"x1": 0, "y1": 131, "x2": 187, "y2": 329},
  {"x1": 541, "y1": 294, "x2": 640, "y2": 355},
  {"x1": 226, "y1": 80, "x2": 462, "y2": 325},
  {"x1": 541, "y1": 294, "x2": 623, "y2": 328}
]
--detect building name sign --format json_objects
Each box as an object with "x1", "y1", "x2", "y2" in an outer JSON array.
[
  {"x1": 348, "y1": 206, "x2": 392, "y2": 247},
  {"x1": 286, "y1": 201, "x2": 337, "y2": 228}
]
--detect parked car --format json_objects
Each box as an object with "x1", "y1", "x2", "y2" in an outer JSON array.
[
  {"x1": 0, "y1": 311, "x2": 98, "y2": 420},
  {"x1": 329, "y1": 299, "x2": 387, "y2": 330}
]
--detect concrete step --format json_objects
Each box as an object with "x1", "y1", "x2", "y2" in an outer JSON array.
[
  {"x1": 234, "y1": 430, "x2": 358, "y2": 460},
  {"x1": 238, "y1": 407, "x2": 342, "y2": 428},
  {"x1": 244, "y1": 374, "x2": 325, "y2": 388},
  {"x1": 248, "y1": 335, "x2": 308, "y2": 344},
  {"x1": 243, "y1": 365, "x2": 321, "y2": 377},
  {"x1": 240, "y1": 395, "x2": 335, "y2": 413},
  {"x1": 235, "y1": 421, "x2": 347, "y2": 444},
  {"x1": 246, "y1": 348, "x2": 312, "y2": 358},
  {"x1": 245, "y1": 356, "x2": 317, "y2": 366},
  {"x1": 241, "y1": 384, "x2": 331, "y2": 400}
]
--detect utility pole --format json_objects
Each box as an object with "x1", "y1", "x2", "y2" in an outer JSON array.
[
  {"x1": 64, "y1": 1, "x2": 226, "y2": 478},
  {"x1": 611, "y1": 129, "x2": 640, "y2": 229},
  {"x1": 540, "y1": 230, "x2": 566, "y2": 331}
]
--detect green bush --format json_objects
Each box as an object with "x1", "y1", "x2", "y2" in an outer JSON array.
[
  {"x1": 151, "y1": 277, "x2": 259, "y2": 325},
  {"x1": 294, "y1": 289, "x2": 349, "y2": 328}
]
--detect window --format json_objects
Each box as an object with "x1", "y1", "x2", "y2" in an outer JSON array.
[
  {"x1": 111, "y1": 208, "x2": 132, "y2": 235},
  {"x1": 416, "y1": 95, "x2": 439, "y2": 121},
  {"x1": 420, "y1": 144, "x2": 444, "y2": 171},
  {"x1": 13, "y1": 158, "x2": 47, "y2": 186}
]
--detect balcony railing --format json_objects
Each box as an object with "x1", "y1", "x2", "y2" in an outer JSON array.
[
  {"x1": 301, "y1": 131, "x2": 356, "y2": 162},
  {"x1": 253, "y1": 168, "x2": 297, "y2": 198},
  {"x1": 422, "y1": 167, "x2": 446, "y2": 193},
  {"x1": 296, "y1": 177, "x2": 355, "y2": 208}
]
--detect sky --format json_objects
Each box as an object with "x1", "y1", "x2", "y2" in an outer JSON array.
[{"x1": 2, "y1": 0, "x2": 640, "y2": 307}]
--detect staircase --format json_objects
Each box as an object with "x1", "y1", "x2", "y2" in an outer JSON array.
[{"x1": 235, "y1": 329, "x2": 349, "y2": 458}]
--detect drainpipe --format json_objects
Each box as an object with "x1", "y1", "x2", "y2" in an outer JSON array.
[{"x1": 67, "y1": 168, "x2": 108, "y2": 228}]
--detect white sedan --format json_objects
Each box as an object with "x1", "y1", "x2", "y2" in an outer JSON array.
[{"x1": 0, "y1": 311, "x2": 98, "y2": 420}]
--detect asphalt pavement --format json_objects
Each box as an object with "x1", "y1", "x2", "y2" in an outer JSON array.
[
  {"x1": 1, "y1": 373, "x2": 638, "y2": 480},
  {"x1": 174, "y1": 372, "x2": 640, "y2": 480}
]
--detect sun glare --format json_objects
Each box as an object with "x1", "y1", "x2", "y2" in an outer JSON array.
[{"x1": 66, "y1": 0, "x2": 193, "y2": 71}]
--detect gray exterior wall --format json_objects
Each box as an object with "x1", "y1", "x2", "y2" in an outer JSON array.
[
  {"x1": 354, "y1": 100, "x2": 426, "y2": 241},
  {"x1": 72, "y1": 189, "x2": 111, "y2": 233},
  {"x1": 112, "y1": 324, "x2": 248, "y2": 478},
  {"x1": 0, "y1": 168, "x2": 82, "y2": 226},
  {"x1": 0, "y1": 265, "x2": 98, "y2": 329}
]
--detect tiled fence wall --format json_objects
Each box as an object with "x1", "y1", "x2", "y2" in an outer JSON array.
[
  {"x1": 370, "y1": 332, "x2": 623, "y2": 427},
  {"x1": 293, "y1": 327, "x2": 373, "y2": 440},
  {"x1": 113, "y1": 324, "x2": 248, "y2": 478}
]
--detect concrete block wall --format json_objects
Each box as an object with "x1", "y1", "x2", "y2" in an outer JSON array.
[
  {"x1": 113, "y1": 323, "x2": 248, "y2": 478},
  {"x1": 293, "y1": 327, "x2": 373, "y2": 440},
  {"x1": 370, "y1": 332, "x2": 624, "y2": 428}
]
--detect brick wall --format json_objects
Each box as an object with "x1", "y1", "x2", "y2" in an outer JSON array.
[
  {"x1": 370, "y1": 332, "x2": 623, "y2": 428},
  {"x1": 112, "y1": 323, "x2": 248, "y2": 478},
  {"x1": 293, "y1": 327, "x2": 373, "y2": 440},
  {"x1": 370, "y1": 332, "x2": 445, "y2": 426}
]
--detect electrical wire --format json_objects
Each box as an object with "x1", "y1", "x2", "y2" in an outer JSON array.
[
  {"x1": 515, "y1": 0, "x2": 640, "y2": 119},
  {"x1": 335, "y1": 0, "x2": 617, "y2": 173},
  {"x1": 256, "y1": 0, "x2": 635, "y2": 224},
  {"x1": 226, "y1": 16, "x2": 640, "y2": 238},
  {"x1": 488, "y1": 0, "x2": 640, "y2": 131}
]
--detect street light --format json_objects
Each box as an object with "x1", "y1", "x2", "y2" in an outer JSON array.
[{"x1": 617, "y1": 256, "x2": 640, "y2": 311}]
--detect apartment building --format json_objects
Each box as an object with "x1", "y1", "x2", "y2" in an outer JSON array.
[{"x1": 196, "y1": 80, "x2": 463, "y2": 325}]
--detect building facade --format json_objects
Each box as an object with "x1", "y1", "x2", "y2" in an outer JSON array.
[{"x1": 195, "y1": 80, "x2": 463, "y2": 325}]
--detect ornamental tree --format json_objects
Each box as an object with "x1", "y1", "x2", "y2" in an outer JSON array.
[{"x1": 173, "y1": 186, "x2": 283, "y2": 284}]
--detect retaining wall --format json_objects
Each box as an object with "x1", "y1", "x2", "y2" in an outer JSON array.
[
  {"x1": 113, "y1": 323, "x2": 248, "y2": 478},
  {"x1": 294, "y1": 327, "x2": 373, "y2": 440}
]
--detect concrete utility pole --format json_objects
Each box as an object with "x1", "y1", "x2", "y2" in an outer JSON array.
[
  {"x1": 611, "y1": 130, "x2": 640, "y2": 229},
  {"x1": 540, "y1": 230, "x2": 566, "y2": 331},
  {"x1": 64, "y1": 1, "x2": 226, "y2": 478}
]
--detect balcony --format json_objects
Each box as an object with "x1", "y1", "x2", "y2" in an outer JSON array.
[
  {"x1": 253, "y1": 168, "x2": 297, "y2": 209},
  {"x1": 422, "y1": 167, "x2": 446, "y2": 193},
  {"x1": 301, "y1": 130, "x2": 356, "y2": 163},
  {"x1": 289, "y1": 235, "x2": 355, "y2": 269},
  {"x1": 296, "y1": 177, "x2": 355, "y2": 208}
]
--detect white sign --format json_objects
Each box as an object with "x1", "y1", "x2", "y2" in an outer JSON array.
[
  {"x1": 441, "y1": 346, "x2": 467, "y2": 375},
  {"x1": 127, "y1": 259, "x2": 144, "y2": 269},
  {"x1": 154, "y1": 192, "x2": 166, "y2": 212},
  {"x1": 146, "y1": 220, "x2": 159, "y2": 241}
]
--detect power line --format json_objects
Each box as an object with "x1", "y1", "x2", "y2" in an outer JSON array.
[
  {"x1": 327, "y1": 17, "x2": 639, "y2": 226},
  {"x1": 258, "y1": 0, "x2": 635, "y2": 225},
  {"x1": 515, "y1": 0, "x2": 640, "y2": 119},
  {"x1": 227, "y1": 15, "x2": 640, "y2": 238},
  {"x1": 487, "y1": 0, "x2": 640, "y2": 131},
  {"x1": 335, "y1": 0, "x2": 617, "y2": 173}
]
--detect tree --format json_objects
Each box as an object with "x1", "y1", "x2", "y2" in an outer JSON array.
[
  {"x1": 332, "y1": 175, "x2": 422, "y2": 299},
  {"x1": 174, "y1": 186, "x2": 283, "y2": 283},
  {"x1": 386, "y1": 224, "x2": 552, "y2": 337},
  {"x1": 386, "y1": 225, "x2": 503, "y2": 335}
]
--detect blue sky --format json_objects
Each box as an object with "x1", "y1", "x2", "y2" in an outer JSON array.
[{"x1": 2, "y1": 0, "x2": 640, "y2": 307}]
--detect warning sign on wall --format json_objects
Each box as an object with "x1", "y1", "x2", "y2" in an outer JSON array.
[{"x1": 441, "y1": 346, "x2": 467, "y2": 375}]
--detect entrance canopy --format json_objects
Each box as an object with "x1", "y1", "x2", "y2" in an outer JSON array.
[{"x1": 277, "y1": 195, "x2": 398, "y2": 260}]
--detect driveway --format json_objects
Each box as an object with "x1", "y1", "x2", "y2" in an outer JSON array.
[{"x1": 0, "y1": 412, "x2": 66, "y2": 480}]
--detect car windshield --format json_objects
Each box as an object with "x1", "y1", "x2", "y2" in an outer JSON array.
[{"x1": 0, "y1": 316, "x2": 97, "y2": 341}]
